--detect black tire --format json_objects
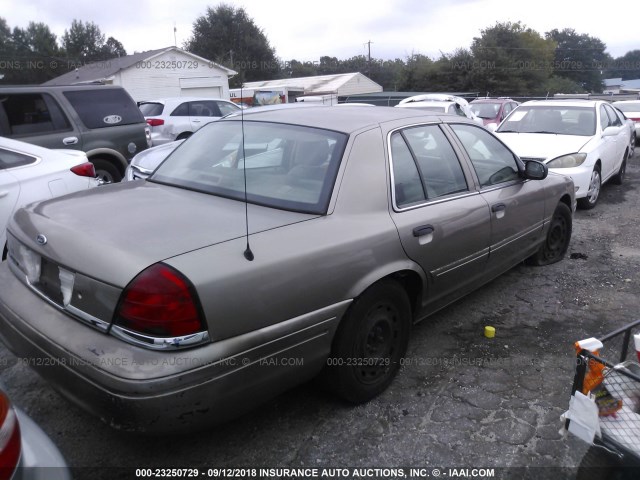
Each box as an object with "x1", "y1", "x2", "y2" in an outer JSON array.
[
  {"x1": 577, "y1": 166, "x2": 601, "y2": 210},
  {"x1": 323, "y1": 280, "x2": 411, "y2": 404},
  {"x1": 527, "y1": 202, "x2": 572, "y2": 266},
  {"x1": 176, "y1": 132, "x2": 192, "y2": 141},
  {"x1": 92, "y1": 158, "x2": 122, "y2": 184},
  {"x1": 611, "y1": 153, "x2": 627, "y2": 186}
]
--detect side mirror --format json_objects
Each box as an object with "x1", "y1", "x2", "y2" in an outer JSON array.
[
  {"x1": 523, "y1": 160, "x2": 548, "y2": 180},
  {"x1": 602, "y1": 126, "x2": 619, "y2": 138}
]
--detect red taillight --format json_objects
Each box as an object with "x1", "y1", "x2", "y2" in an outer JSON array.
[
  {"x1": 70, "y1": 162, "x2": 96, "y2": 178},
  {"x1": 0, "y1": 391, "x2": 21, "y2": 480},
  {"x1": 146, "y1": 118, "x2": 164, "y2": 127},
  {"x1": 629, "y1": 117, "x2": 640, "y2": 123},
  {"x1": 114, "y1": 264, "x2": 204, "y2": 338}
]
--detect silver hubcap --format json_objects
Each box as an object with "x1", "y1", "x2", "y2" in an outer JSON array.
[{"x1": 586, "y1": 170, "x2": 600, "y2": 204}]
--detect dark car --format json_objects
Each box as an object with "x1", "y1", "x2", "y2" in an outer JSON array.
[
  {"x1": 0, "y1": 85, "x2": 151, "y2": 183},
  {"x1": 470, "y1": 98, "x2": 519, "y2": 127}
]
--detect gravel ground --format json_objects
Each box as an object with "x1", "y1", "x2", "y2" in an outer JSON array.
[{"x1": 1, "y1": 149, "x2": 639, "y2": 480}]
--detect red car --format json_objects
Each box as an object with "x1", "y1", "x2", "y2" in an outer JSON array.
[{"x1": 470, "y1": 98, "x2": 519, "y2": 127}]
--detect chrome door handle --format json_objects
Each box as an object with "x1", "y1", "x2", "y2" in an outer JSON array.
[
  {"x1": 63, "y1": 137, "x2": 78, "y2": 145},
  {"x1": 0, "y1": 190, "x2": 9, "y2": 198}
]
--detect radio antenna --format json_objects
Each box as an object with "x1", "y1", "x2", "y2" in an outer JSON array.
[{"x1": 240, "y1": 85, "x2": 254, "y2": 261}]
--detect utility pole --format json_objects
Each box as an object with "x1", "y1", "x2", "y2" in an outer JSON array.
[
  {"x1": 365, "y1": 40, "x2": 373, "y2": 77},
  {"x1": 173, "y1": 23, "x2": 177, "y2": 47}
]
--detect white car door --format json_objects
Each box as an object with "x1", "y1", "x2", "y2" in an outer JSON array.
[
  {"x1": 604, "y1": 104, "x2": 629, "y2": 166},
  {"x1": 598, "y1": 104, "x2": 622, "y2": 179}
]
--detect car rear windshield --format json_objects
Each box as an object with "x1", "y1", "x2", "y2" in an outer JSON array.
[
  {"x1": 471, "y1": 103, "x2": 501, "y2": 119},
  {"x1": 497, "y1": 105, "x2": 596, "y2": 136},
  {"x1": 138, "y1": 102, "x2": 164, "y2": 116},
  {"x1": 63, "y1": 89, "x2": 145, "y2": 129},
  {"x1": 150, "y1": 120, "x2": 348, "y2": 215}
]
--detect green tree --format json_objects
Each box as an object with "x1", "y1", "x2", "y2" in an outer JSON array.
[
  {"x1": 396, "y1": 53, "x2": 435, "y2": 91},
  {"x1": 608, "y1": 50, "x2": 640, "y2": 80},
  {"x1": 6, "y1": 22, "x2": 60, "y2": 83},
  {"x1": 102, "y1": 37, "x2": 127, "y2": 58},
  {"x1": 62, "y1": 19, "x2": 124, "y2": 65},
  {"x1": 185, "y1": 3, "x2": 278, "y2": 86},
  {"x1": 545, "y1": 28, "x2": 607, "y2": 92},
  {"x1": 470, "y1": 21, "x2": 556, "y2": 96}
]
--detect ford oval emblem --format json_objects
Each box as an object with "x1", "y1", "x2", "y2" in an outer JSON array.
[
  {"x1": 36, "y1": 234, "x2": 47, "y2": 245},
  {"x1": 103, "y1": 115, "x2": 122, "y2": 125}
]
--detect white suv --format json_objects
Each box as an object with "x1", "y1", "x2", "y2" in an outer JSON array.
[{"x1": 139, "y1": 97, "x2": 241, "y2": 145}]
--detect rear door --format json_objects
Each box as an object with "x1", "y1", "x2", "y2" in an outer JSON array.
[
  {"x1": 388, "y1": 123, "x2": 491, "y2": 304},
  {"x1": 448, "y1": 123, "x2": 546, "y2": 273},
  {"x1": 188, "y1": 100, "x2": 222, "y2": 132}
]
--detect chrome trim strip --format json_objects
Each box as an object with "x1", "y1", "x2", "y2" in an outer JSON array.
[
  {"x1": 109, "y1": 325, "x2": 211, "y2": 350},
  {"x1": 490, "y1": 222, "x2": 544, "y2": 253},
  {"x1": 7, "y1": 257, "x2": 110, "y2": 332},
  {"x1": 432, "y1": 247, "x2": 490, "y2": 277}
]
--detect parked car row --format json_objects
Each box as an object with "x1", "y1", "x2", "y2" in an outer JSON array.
[{"x1": 0, "y1": 105, "x2": 575, "y2": 433}]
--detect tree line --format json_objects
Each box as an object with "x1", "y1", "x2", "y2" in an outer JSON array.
[{"x1": 2, "y1": 4, "x2": 640, "y2": 96}]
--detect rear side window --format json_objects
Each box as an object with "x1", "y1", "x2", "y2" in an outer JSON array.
[
  {"x1": 0, "y1": 93, "x2": 71, "y2": 137},
  {"x1": 138, "y1": 102, "x2": 164, "y2": 116},
  {"x1": 0, "y1": 148, "x2": 37, "y2": 169},
  {"x1": 390, "y1": 124, "x2": 468, "y2": 208},
  {"x1": 64, "y1": 89, "x2": 144, "y2": 129}
]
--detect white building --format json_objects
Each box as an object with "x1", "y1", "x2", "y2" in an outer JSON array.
[
  {"x1": 242, "y1": 72, "x2": 382, "y2": 104},
  {"x1": 44, "y1": 47, "x2": 237, "y2": 102}
]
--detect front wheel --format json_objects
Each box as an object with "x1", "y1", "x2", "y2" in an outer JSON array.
[
  {"x1": 526, "y1": 202, "x2": 572, "y2": 266},
  {"x1": 323, "y1": 280, "x2": 411, "y2": 404},
  {"x1": 577, "y1": 167, "x2": 601, "y2": 210}
]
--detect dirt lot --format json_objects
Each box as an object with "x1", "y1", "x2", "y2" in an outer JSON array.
[{"x1": 1, "y1": 149, "x2": 639, "y2": 479}]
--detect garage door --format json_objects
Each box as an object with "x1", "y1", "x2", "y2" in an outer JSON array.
[{"x1": 180, "y1": 86, "x2": 222, "y2": 98}]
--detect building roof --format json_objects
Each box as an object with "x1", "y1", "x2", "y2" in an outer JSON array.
[
  {"x1": 43, "y1": 47, "x2": 236, "y2": 86},
  {"x1": 242, "y1": 72, "x2": 382, "y2": 95},
  {"x1": 604, "y1": 78, "x2": 623, "y2": 87},
  {"x1": 621, "y1": 79, "x2": 640, "y2": 90}
]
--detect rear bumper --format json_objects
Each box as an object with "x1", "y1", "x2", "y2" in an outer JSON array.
[{"x1": 0, "y1": 263, "x2": 345, "y2": 432}]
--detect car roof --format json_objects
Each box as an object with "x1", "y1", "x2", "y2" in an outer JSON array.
[
  {"x1": 470, "y1": 98, "x2": 515, "y2": 103},
  {"x1": 140, "y1": 97, "x2": 234, "y2": 105},
  {"x1": 219, "y1": 105, "x2": 467, "y2": 134},
  {"x1": 519, "y1": 99, "x2": 599, "y2": 108}
]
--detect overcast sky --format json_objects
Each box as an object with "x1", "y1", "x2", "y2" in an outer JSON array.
[{"x1": 1, "y1": 0, "x2": 637, "y2": 61}]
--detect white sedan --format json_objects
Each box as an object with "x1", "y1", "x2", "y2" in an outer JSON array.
[
  {"x1": 495, "y1": 100, "x2": 631, "y2": 209},
  {"x1": 0, "y1": 137, "x2": 98, "y2": 258}
]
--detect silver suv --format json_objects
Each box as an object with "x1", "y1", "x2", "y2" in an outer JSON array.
[
  {"x1": 139, "y1": 97, "x2": 241, "y2": 145},
  {"x1": 0, "y1": 85, "x2": 151, "y2": 183}
]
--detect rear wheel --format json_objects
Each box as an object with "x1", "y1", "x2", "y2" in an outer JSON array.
[
  {"x1": 92, "y1": 158, "x2": 122, "y2": 184},
  {"x1": 577, "y1": 166, "x2": 601, "y2": 210},
  {"x1": 526, "y1": 202, "x2": 572, "y2": 266},
  {"x1": 611, "y1": 152, "x2": 627, "y2": 185},
  {"x1": 323, "y1": 280, "x2": 411, "y2": 403}
]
